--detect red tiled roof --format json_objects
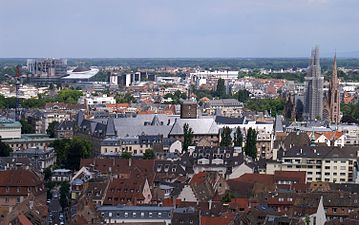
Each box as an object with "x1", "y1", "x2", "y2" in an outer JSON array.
[
  {"x1": 201, "y1": 213, "x2": 235, "y2": 225},
  {"x1": 274, "y1": 171, "x2": 306, "y2": 184},
  {"x1": 18, "y1": 214, "x2": 33, "y2": 225},
  {"x1": 235, "y1": 173, "x2": 274, "y2": 186},
  {"x1": 190, "y1": 172, "x2": 207, "y2": 185},
  {"x1": 229, "y1": 197, "x2": 249, "y2": 211},
  {"x1": 323, "y1": 131, "x2": 343, "y2": 141}
]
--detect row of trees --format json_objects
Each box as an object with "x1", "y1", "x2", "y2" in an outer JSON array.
[
  {"x1": 220, "y1": 126, "x2": 257, "y2": 159},
  {"x1": 0, "y1": 89, "x2": 83, "y2": 109},
  {"x1": 245, "y1": 98, "x2": 285, "y2": 116},
  {"x1": 182, "y1": 123, "x2": 258, "y2": 160}
]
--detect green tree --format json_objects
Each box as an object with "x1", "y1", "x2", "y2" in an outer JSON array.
[
  {"x1": 182, "y1": 123, "x2": 194, "y2": 151},
  {"x1": 115, "y1": 93, "x2": 136, "y2": 104},
  {"x1": 51, "y1": 139, "x2": 71, "y2": 165},
  {"x1": 244, "y1": 128, "x2": 257, "y2": 160},
  {"x1": 233, "y1": 127, "x2": 243, "y2": 147},
  {"x1": 236, "y1": 89, "x2": 250, "y2": 103},
  {"x1": 43, "y1": 167, "x2": 52, "y2": 182},
  {"x1": 0, "y1": 139, "x2": 12, "y2": 157},
  {"x1": 65, "y1": 137, "x2": 92, "y2": 171},
  {"x1": 20, "y1": 118, "x2": 34, "y2": 134},
  {"x1": 220, "y1": 126, "x2": 232, "y2": 147},
  {"x1": 59, "y1": 182, "x2": 70, "y2": 209},
  {"x1": 216, "y1": 78, "x2": 226, "y2": 98},
  {"x1": 121, "y1": 152, "x2": 132, "y2": 159},
  {"x1": 222, "y1": 192, "x2": 235, "y2": 203},
  {"x1": 50, "y1": 137, "x2": 91, "y2": 170},
  {"x1": 245, "y1": 98, "x2": 285, "y2": 116},
  {"x1": 143, "y1": 149, "x2": 155, "y2": 160},
  {"x1": 57, "y1": 89, "x2": 83, "y2": 104},
  {"x1": 46, "y1": 121, "x2": 59, "y2": 138}
]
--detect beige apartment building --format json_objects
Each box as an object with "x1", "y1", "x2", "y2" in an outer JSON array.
[{"x1": 268, "y1": 146, "x2": 359, "y2": 183}]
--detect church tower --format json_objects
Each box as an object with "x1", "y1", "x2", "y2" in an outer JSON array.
[
  {"x1": 328, "y1": 54, "x2": 340, "y2": 124},
  {"x1": 304, "y1": 47, "x2": 324, "y2": 121}
]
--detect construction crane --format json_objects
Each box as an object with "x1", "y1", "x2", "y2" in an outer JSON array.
[{"x1": 15, "y1": 65, "x2": 21, "y2": 121}]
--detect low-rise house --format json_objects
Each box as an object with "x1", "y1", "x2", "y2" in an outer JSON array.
[
  {"x1": 51, "y1": 169, "x2": 72, "y2": 182},
  {"x1": 103, "y1": 177, "x2": 152, "y2": 206},
  {"x1": 10, "y1": 146, "x2": 56, "y2": 170},
  {"x1": 171, "y1": 207, "x2": 199, "y2": 225},
  {"x1": 169, "y1": 117, "x2": 220, "y2": 147},
  {"x1": 100, "y1": 135, "x2": 166, "y2": 156},
  {"x1": 0, "y1": 157, "x2": 31, "y2": 171},
  {"x1": 186, "y1": 146, "x2": 254, "y2": 179},
  {"x1": 204, "y1": 99, "x2": 244, "y2": 117},
  {"x1": 28, "y1": 110, "x2": 70, "y2": 134},
  {"x1": 55, "y1": 120, "x2": 74, "y2": 139},
  {"x1": 178, "y1": 171, "x2": 228, "y2": 203},
  {"x1": 0, "y1": 168, "x2": 45, "y2": 218}
]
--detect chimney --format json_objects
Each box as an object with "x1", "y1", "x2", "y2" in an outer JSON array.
[
  {"x1": 129, "y1": 158, "x2": 132, "y2": 167},
  {"x1": 314, "y1": 149, "x2": 317, "y2": 154},
  {"x1": 209, "y1": 199, "x2": 212, "y2": 210}
]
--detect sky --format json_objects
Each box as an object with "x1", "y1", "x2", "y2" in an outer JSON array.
[{"x1": 0, "y1": 0, "x2": 358, "y2": 58}]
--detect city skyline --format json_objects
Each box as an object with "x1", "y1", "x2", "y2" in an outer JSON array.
[{"x1": 1, "y1": 0, "x2": 359, "y2": 58}]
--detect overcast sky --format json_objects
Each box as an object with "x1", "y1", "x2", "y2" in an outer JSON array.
[{"x1": 0, "y1": 0, "x2": 358, "y2": 58}]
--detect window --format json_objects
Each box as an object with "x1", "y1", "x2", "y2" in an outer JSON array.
[
  {"x1": 325, "y1": 166, "x2": 330, "y2": 170},
  {"x1": 340, "y1": 166, "x2": 346, "y2": 170},
  {"x1": 16, "y1": 197, "x2": 20, "y2": 203}
]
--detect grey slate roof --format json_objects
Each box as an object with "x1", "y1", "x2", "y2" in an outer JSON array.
[
  {"x1": 279, "y1": 146, "x2": 359, "y2": 159},
  {"x1": 169, "y1": 117, "x2": 219, "y2": 135}
]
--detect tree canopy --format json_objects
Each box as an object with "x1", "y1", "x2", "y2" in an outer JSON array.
[
  {"x1": 143, "y1": 149, "x2": 155, "y2": 160},
  {"x1": 183, "y1": 123, "x2": 194, "y2": 151},
  {"x1": 220, "y1": 126, "x2": 232, "y2": 147},
  {"x1": 0, "y1": 139, "x2": 12, "y2": 157},
  {"x1": 50, "y1": 137, "x2": 92, "y2": 171},
  {"x1": 245, "y1": 98, "x2": 285, "y2": 116},
  {"x1": 47, "y1": 121, "x2": 60, "y2": 138},
  {"x1": 244, "y1": 128, "x2": 257, "y2": 160},
  {"x1": 233, "y1": 127, "x2": 243, "y2": 147},
  {"x1": 20, "y1": 118, "x2": 34, "y2": 134}
]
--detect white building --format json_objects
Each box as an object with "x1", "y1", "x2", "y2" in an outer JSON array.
[
  {"x1": 79, "y1": 94, "x2": 116, "y2": 107},
  {"x1": 0, "y1": 118, "x2": 22, "y2": 139}
]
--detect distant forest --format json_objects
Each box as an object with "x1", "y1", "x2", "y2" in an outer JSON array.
[{"x1": 1, "y1": 58, "x2": 359, "y2": 70}]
